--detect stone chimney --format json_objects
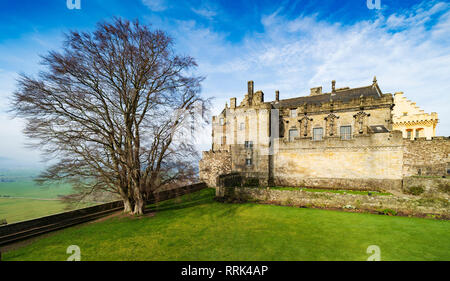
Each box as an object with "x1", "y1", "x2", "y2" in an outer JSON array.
[
  {"x1": 310, "y1": 87, "x2": 322, "y2": 96},
  {"x1": 275, "y1": 90, "x2": 280, "y2": 101},
  {"x1": 248, "y1": 80, "x2": 254, "y2": 106},
  {"x1": 331, "y1": 80, "x2": 336, "y2": 93},
  {"x1": 248, "y1": 81, "x2": 254, "y2": 96},
  {"x1": 230, "y1": 98, "x2": 236, "y2": 109}
]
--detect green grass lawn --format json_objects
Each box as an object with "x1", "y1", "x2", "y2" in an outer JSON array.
[{"x1": 3, "y1": 188, "x2": 450, "y2": 261}]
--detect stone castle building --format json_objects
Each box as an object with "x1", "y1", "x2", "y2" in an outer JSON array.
[
  {"x1": 199, "y1": 78, "x2": 449, "y2": 192},
  {"x1": 392, "y1": 92, "x2": 438, "y2": 140}
]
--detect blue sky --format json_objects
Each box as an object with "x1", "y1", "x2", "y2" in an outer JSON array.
[{"x1": 0, "y1": 0, "x2": 449, "y2": 169}]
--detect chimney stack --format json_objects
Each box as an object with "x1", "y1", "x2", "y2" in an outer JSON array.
[
  {"x1": 230, "y1": 98, "x2": 236, "y2": 109},
  {"x1": 310, "y1": 87, "x2": 322, "y2": 96},
  {"x1": 275, "y1": 90, "x2": 280, "y2": 101},
  {"x1": 331, "y1": 80, "x2": 336, "y2": 93},
  {"x1": 247, "y1": 81, "x2": 254, "y2": 106},
  {"x1": 248, "y1": 81, "x2": 254, "y2": 96}
]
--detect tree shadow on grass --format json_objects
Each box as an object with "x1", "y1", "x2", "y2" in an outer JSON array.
[
  {"x1": 144, "y1": 189, "x2": 215, "y2": 213},
  {"x1": 142, "y1": 189, "x2": 245, "y2": 219}
]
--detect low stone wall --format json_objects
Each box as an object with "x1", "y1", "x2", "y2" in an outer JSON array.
[
  {"x1": 0, "y1": 182, "x2": 207, "y2": 246},
  {"x1": 217, "y1": 186, "x2": 449, "y2": 219},
  {"x1": 273, "y1": 177, "x2": 403, "y2": 193},
  {"x1": 403, "y1": 137, "x2": 450, "y2": 177},
  {"x1": 403, "y1": 177, "x2": 449, "y2": 198}
]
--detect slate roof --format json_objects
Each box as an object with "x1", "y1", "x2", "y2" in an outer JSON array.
[{"x1": 272, "y1": 84, "x2": 382, "y2": 109}]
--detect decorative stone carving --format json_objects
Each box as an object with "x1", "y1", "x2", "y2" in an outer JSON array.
[
  {"x1": 324, "y1": 113, "x2": 340, "y2": 136},
  {"x1": 299, "y1": 115, "x2": 313, "y2": 137},
  {"x1": 353, "y1": 111, "x2": 370, "y2": 134}
]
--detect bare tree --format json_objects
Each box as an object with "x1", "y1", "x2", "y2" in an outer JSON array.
[{"x1": 11, "y1": 18, "x2": 209, "y2": 215}]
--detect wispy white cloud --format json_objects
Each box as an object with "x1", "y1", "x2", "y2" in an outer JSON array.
[
  {"x1": 1, "y1": 0, "x2": 449, "y2": 167},
  {"x1": 142, "y1": 0, "x2": 167, "y2": 12},
  {"x1": 191, "y1": 7, "x2": 217, "y2": 19},
  {"x1": 168, "y1": 1, "x2": 450, "y2": 139}
]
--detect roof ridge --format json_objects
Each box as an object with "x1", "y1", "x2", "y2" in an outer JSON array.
[
  {"x1": 275, "y1": 93, "x2": 331, "y2": 103},
  {"x1": 337, "y1": 84, "x2": 373, "y2": 91},
  {"x1": 275, "y1": 84, "x2": 374, "y2": 103}
]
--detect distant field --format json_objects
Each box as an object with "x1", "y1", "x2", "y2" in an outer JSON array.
[
  {"x1": 4, "y1": 188, "x2": 450, "y2": 261},
  {"x1": 0, "y1": 180, "x2": 74, "y2": 199},
  {"x1": 0, "y1": 169, "x2": 76, "y2": 223},
  {"x1": 0, "y1": 198, "x2": 69, "y2": 223}
]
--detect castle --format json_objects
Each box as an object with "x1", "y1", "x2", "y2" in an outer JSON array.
[
  {"x1": 199, "y1": 78, "x2": 449, "y2": 193},
  {"x1": 392, "y1": 92, "x2": 438, "y2": 140}
]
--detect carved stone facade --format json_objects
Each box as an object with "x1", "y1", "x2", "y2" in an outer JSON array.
[{"x1": 200, "y1": 78, "x2": 449, "y2": 190}]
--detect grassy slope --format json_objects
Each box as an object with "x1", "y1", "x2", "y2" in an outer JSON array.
[{"x1": 4, "y1": 188, "x2": 450, "y2": 261}]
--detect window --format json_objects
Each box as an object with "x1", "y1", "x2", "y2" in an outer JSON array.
[
  {"x1": 219, "y1": 118, "x2": 224, "y2": 125},
  {"x1": 289, "y1": 129, "x2": 298, "y2": 142},
  {"x1": 246, "y1": 158, "x2": 252, "y2": 166},
  {"x1": 406, "y1": 130, "x2": 412, "y2": 139},
  {"x1": 313, "y1": 127, "x2": 323, "y2": 141},
  {"x1": 240, "y1": 122, "x2": 245, "y2": 130},
  {"x1": 340, "y1": 126, "x2": 352, "y2": 140},
  {"x1": 415, "y1": 128, "x2": 423, "y2": 138},
  {"x1": 403, "y1": 112, "x2": 408, "y2": 116},
  {"x1": 290, "y1": 109, "x2": 297, "y2": 118},
  {"x1": 244, "y1": 141, "x2": 253, "y2": 149},
  {"x1": 221, "y1": 136, "x2": 226, "y2": 145}
]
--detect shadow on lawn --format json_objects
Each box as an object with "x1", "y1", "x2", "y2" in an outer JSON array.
[
  {"x1": 142, "y1": 188, "x2": 246, "y2": 219},
  {"x1": 144, "y1": 189, "x2": 215, "y2": 213}
]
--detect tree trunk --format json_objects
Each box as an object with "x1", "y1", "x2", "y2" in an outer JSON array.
[
  {"x1": 132, "y1": 191, "x2": 145, "y2": 215},
  {"x1": 123, "y1": 197, "x2": 133, "y2": 213}
]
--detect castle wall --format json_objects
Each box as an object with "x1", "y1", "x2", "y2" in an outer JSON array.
[
  {"x1": 199, "y1": 150, "x2": 231, "y2": 187},
  {"x1": 402, "y1": 137, "x2": 450, "y2": 176},
  {"x1": 272, "y1": 131, "x2": 404, "y2": 192},
  {"x1": 230, "y1": 144, "x2": 271, "y2": 185}
]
